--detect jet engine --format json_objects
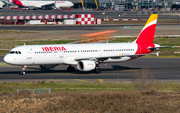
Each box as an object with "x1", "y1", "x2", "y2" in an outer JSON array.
[
  {"x1": 39, "y1": 65, "x2": 58, "y2": 70},
  {"x1": 77, "y1": 60, "x2": 96, "y2": 71}
]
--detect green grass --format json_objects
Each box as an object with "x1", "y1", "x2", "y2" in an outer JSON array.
[
  {"x1": 109, "y1": 37, "x2": 180, "y2": 46},
  {"x1": 0, "y1": 50, "x2": 9, "y2": 55},
  {"x1": 0, "y1": 30, "x2": 39, "y2": 34},
  {"x1": 0, "y1": 63, "x2": 10, "y2": 66},
  {"x1": 0, "y1": 82, "x2": 134, "y2": 93},
  {"x1": 0, "y1": 82, "x2": 180, "y2": 94}
]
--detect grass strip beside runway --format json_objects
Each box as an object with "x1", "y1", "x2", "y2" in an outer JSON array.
[
  {"x1": 0, "y1": 30, "x2": 39, "y2": 34},
  {"x1": 0, "y1": 81, "x2": 180, "y2": 94}
]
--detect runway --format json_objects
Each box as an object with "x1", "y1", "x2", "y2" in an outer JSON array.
[
  {"x1": 0, "y1": 24, "x2": 179, "y2": 31},
  {"x1": 0, "y1": 57, "x2": 180, "y2": 82}
]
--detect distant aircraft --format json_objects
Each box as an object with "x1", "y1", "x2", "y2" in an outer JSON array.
[
  {"x1": 3, "y1": 14, "x2": 172, "y2": 75},
  {"x1": 10, "y1": 0, "x2": 74, "y2": 9},
  {"x1": 0, "y1": 1, "x2": 5, "y2": 8}
]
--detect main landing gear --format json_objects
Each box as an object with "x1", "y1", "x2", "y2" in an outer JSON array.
[
  {"x1": 67, "y1": 65, "x2": 75, "y2": 72},
  {"x1": 94, "y1": 63, "x2": 101, "y2": 74},
  {"x1": 20, "y1": 65, "x2": 26, "y2": 75}
]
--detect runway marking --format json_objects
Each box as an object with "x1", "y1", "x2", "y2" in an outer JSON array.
[
  {"x1": 48, "y1": 79, "x2": 67, "y2": 82},
  {"x1": 98, "y1": 79, "x2": 104, "y2": 82},
  {"x1": 73, "y1": 79, "x2": 88, "y2": 82},
  {"x1": 121, "y1": 69, "x2": 137, "y2": 72}
]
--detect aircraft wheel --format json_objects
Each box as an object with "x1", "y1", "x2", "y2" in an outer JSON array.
[
  {"x1": 67, "y1": 67, "x2": 71, "y2": 72},
  {"x1": 95, "y1": 68, "x2": 101, "y2": 74},
  {"x1": 71, "y1": 67, "x2": 75, "y2": 72},
  {"x1": 67, "y1": 67, "x2": 75, "y2": 72},
  {"x1": 20, "y1": 71, "x2": 26, "y2": 75}
]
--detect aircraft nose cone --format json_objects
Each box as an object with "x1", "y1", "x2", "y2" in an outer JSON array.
[
  {"x1": 71, "y1": 3, "x2": 74, "y2": 6},
  {"x1": 4, "y1": 56, "x2": 8, "y2": 63},
  {"x1": 3, "y1": 55, "x2": 11, "y2": 64}
]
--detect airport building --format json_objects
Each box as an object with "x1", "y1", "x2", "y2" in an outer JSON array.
[{"x1": 65, "y1": 0, "x2": 180, "y2": 10}]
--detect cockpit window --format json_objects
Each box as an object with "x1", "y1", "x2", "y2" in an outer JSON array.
[
  {"x1": 10, "y1": 51, "x2": 15, "y2": 54},
  {"x1": 9, "y1": 51, "x2": 21, "y2": 54}
]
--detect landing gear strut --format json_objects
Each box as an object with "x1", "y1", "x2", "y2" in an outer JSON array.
[
  {"x1": 94, "y1": 62, "x2": 101, "y2": 74},
  {"x1": 67, "y1": 65, "x2": 75, "y2": 72},
  {"x1": 20, "y1": 65, "x2": 26, "y2": 75}
]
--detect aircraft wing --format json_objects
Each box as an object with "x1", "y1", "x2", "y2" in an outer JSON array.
[
  {"x1": 43, "y1": 3, "x2": 54, "y2": 7},
  {"x1": 34, "y1": 2, "x2": 54, "y2": 8},
  {"x1": 75, "y1": 54, "x2": 148, "y2": 61}
]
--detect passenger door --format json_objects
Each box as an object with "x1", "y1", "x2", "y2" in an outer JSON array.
[
  {"x1": 98, "y1": 47, "x2": 102, "y2": 56},
  {"x1": 26, "y1": 48, "x2": 33, "y2": 59},
  {"x1": 59, "y1": 51, "x2": 64, "y2": 58}
]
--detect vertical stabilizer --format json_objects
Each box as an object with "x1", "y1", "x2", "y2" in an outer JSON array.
[{"x1": 134, "y1": 14, "x2": 158, "y2": 44}]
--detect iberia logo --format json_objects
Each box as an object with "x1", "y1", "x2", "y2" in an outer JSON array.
[
  {"x1": 56, "y1": 1, "x2": 65, "y2": 3},
  {"x1": 42, "y1": 46, "x2": 66, "y2": 51}
]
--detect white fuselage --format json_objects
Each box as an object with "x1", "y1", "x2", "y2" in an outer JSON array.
[
  {"x1": 0, "y1": 1, "x2": 4, "y2": 8},
  {"x1": 4, "y1": 43, "x2": 138, "y2": 66},
  {"x1": 14, "y1": 1, "x2": 74, "y2": 8}
]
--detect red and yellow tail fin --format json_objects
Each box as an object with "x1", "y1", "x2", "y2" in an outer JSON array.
[{"x1": 134, "y1": 14, "x2": 158, "y2": 44}]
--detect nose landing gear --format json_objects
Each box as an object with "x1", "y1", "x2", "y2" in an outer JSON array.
[{"x1": 20, "y1": 65, "x2": 26, "y2": 75}]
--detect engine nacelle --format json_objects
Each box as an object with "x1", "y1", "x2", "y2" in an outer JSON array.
[
  {"x1": 77, "y1": 60, "x2": 96, "y2": 71},
  {"x1": 39, "y1": 65, "x2": 58, "y2": 70}
]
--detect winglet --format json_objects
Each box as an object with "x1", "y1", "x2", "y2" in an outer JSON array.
[{"x1": 134, "y1": 14, "x2": 158, "y2": 44}]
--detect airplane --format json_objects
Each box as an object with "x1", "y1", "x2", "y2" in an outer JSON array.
[
  {"x1": 3, "y1": 14, "x2": 170, "y2": 75},
  {"x1": 0, "y1": 1, "x2": 5, "y2": 8},
  {"x1": 10, "y1": 0, "x2": 74, "y2": 10}
]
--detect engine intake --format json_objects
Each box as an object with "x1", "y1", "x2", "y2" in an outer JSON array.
[{"x1": 77, "y1": 60, "x2": 96, "y2": 71}]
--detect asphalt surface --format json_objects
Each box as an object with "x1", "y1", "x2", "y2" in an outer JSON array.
[
  {"x1": 0, "y1": 56, "x2": 3, "y2": 62},
  {"x1": 0, "y1": 9, "x2": 179, "y2": 19},
  {"x1": 0, "y1": 57, "x2": 180, "y2": 81},
  {"x1": 0, "y1": 24, "x2": 179, "y2": 31}
]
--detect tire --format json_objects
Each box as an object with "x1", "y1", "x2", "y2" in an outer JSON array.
[
  {"x1": 95, "y1": 68, "x2": 101, "y2": 74},
  {"x1": 71, "y1": 67, "x2": 75, "y2": 72},
  {"x1": 20, "y1": 71, "x2": 25, "y2": 75},
  {"x1": 67, "y1": 67, "x2": 71, "y2": 72}
]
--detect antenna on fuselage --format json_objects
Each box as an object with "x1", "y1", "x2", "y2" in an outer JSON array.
[{"x1": 24, "y1": 43, "x2": 26, "y2": 46}]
